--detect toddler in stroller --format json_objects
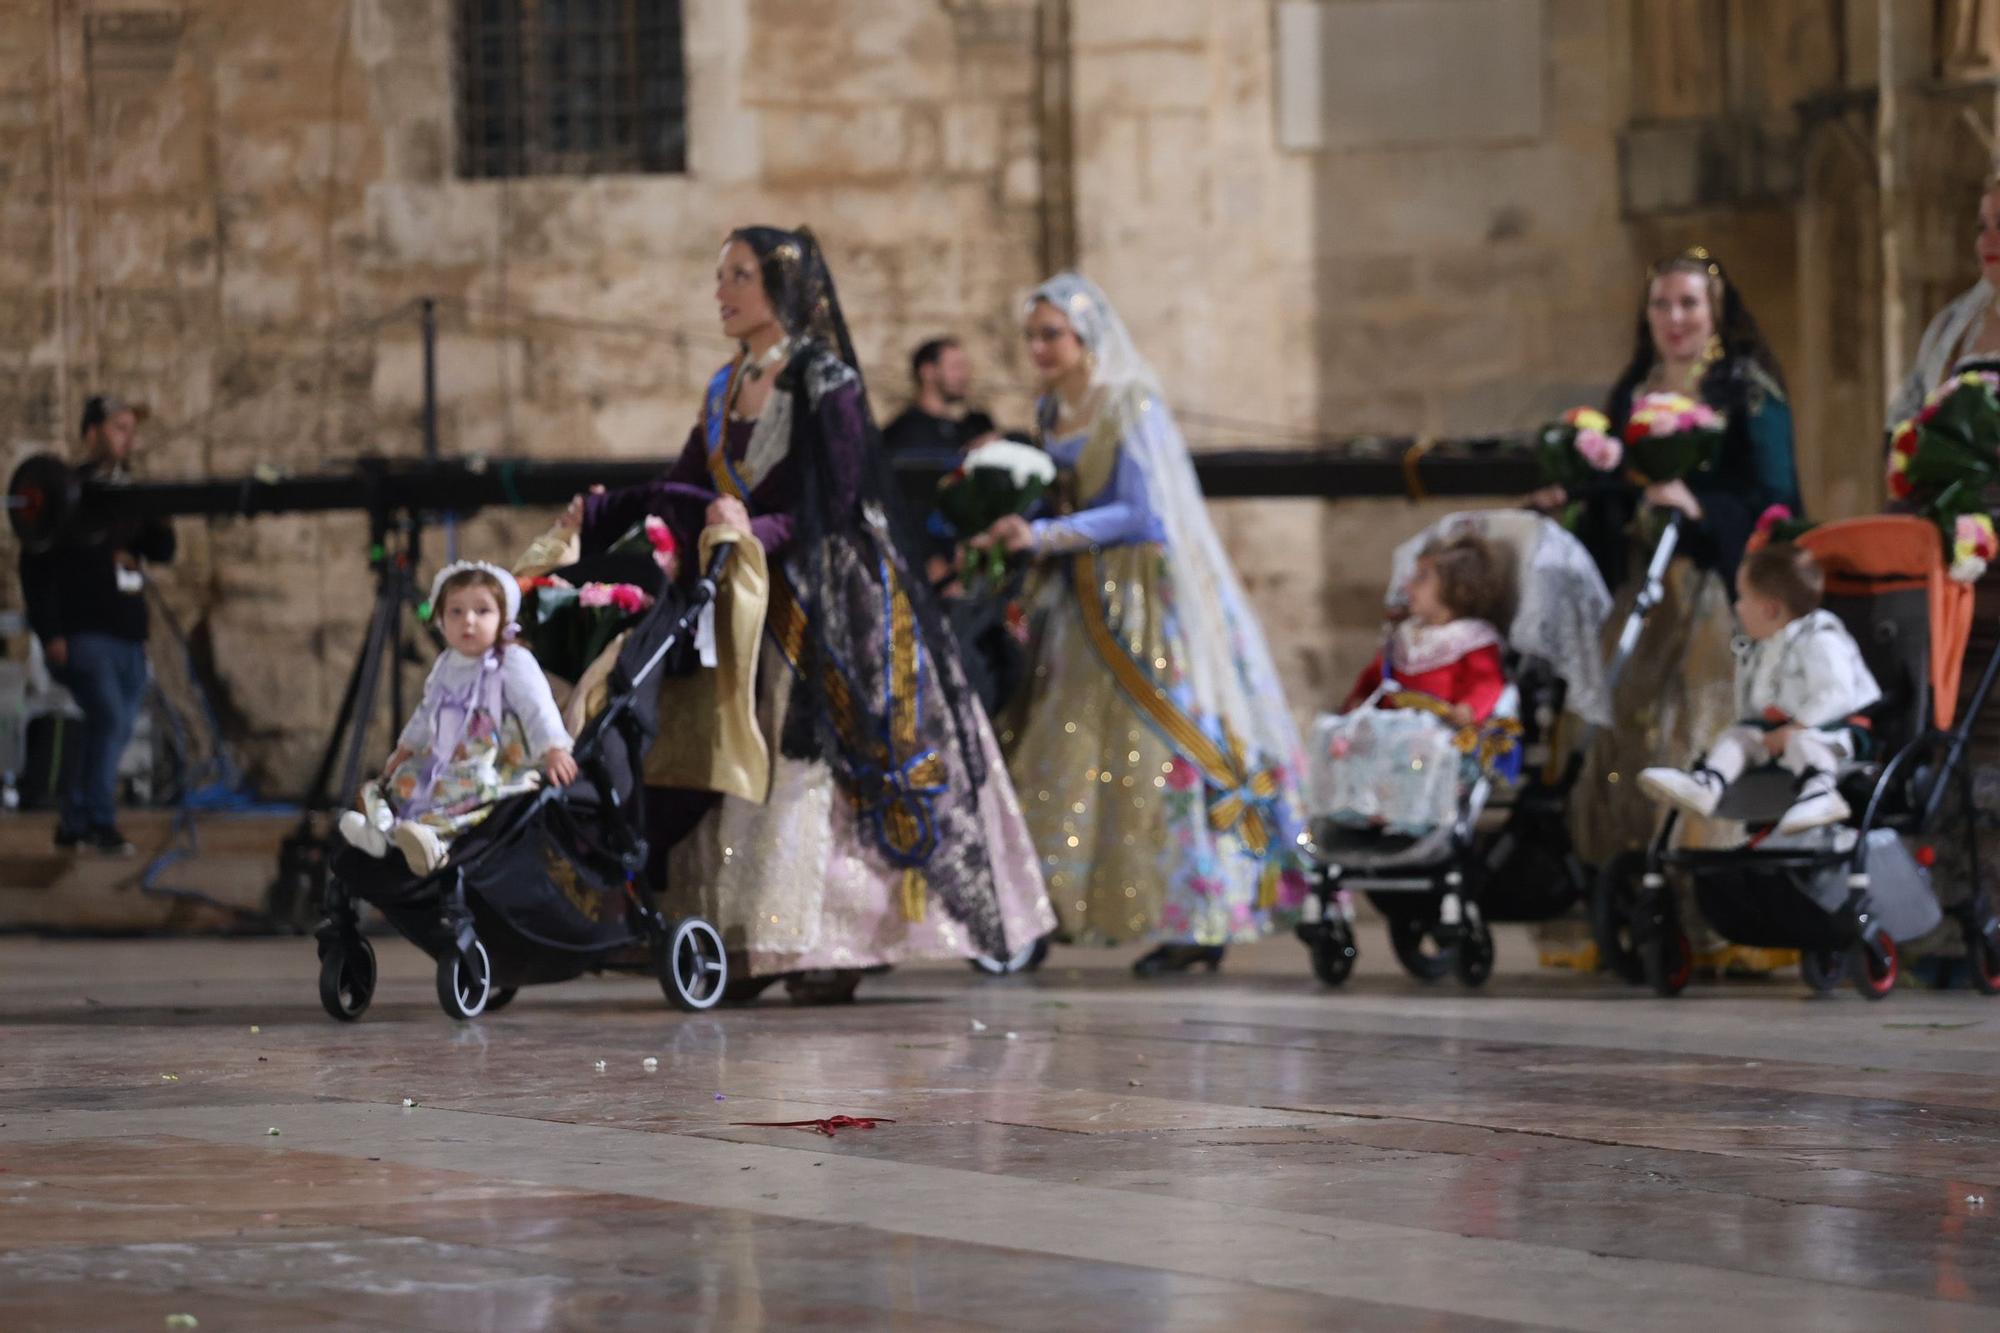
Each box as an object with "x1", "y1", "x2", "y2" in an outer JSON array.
[
  {"x1": 1610, "y1": 515, "x2": 2000, "y2": 999},
  {"x1": 337, "y1": 561, "x2": 577, "y2": 876},
  {"x1": 1299, "y1": 511, "x2": 1614, "y2": 988},
  {"x1": 1321, "y1": 533, "x2": 1518, "y2": 837},
  {"x1": 1638, "y1": 542, "x2": 1879, "y2": 836},
  {"x1": 314, "y1": 525, "x2": 746, "y2": 1022}
]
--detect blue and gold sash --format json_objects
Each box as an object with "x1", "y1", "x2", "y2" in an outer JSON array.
[{"x1": 1069, "y1": 550, "x2": 1291, "y2": 906}]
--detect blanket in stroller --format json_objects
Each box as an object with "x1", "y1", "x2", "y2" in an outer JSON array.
[{"x1": 1312, "y1": 691, "x2": 1523, "y2": 837}]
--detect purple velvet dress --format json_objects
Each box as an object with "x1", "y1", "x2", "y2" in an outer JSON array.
[{"x1": 581, "y1": 354, "x2": 1053, "y2": 973}]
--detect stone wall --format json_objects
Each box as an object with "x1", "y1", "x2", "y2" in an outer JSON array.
[
  {"x1": 1, "y1": 0, "x2": 1051, "y2": 790},
  {"x1": 2, "y1": 0, "x2": 1987, "y2": 792}
]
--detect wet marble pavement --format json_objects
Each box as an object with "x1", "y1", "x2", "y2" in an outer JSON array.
[{"x1": 2, "y1": 931, "x2": 1997, "y2": 1331}]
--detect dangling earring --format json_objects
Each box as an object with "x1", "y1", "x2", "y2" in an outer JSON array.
[{"x1": 1701, "y1": 333, "x2": 1724, "y2": 369}]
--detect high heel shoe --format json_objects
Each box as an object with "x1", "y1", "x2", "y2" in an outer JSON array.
[{"x1": 1131, "y1": 944, "x2": 1226, "y2": 977}]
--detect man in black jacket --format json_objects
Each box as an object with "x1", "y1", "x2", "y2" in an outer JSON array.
[
  {"x1": 21, "y1": 395, "x2": 174, "y2": 856},
  {"x1": 881, "y1": 337, "x2": 999, "y2": 457}
]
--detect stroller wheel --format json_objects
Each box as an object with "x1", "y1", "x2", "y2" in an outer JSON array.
[
  {"x1": 1590, "y1": 852, "x2": 1648, "y2": 985},
  {"x1": 485, "y1": 987, "x2": 519, "y2": 1012},
  {"x1": 1387, "y1": 913, "x2": 1454, "y2": 983},
  {"x1": 970, "y1": 936, "x2": 1051, "y2": 976},
  {"x1": 661, "y1": 917, "x2": 728, "y2": 1011},
  {"x1": 436, "y1": 938, "x2": 493, "y2": 1020},
  {"x1": 1646, "y1": 929, "x2": 1694, "y2": 997},
  {"x1": 1798, "y1": 948, "x2": 1848, "y2": 994},
  {"x1": 1304, "y1": 918, "x2": 1357, "y2": 988},
  {"x1": 1454, "y1": 908, "x2": 1495, "y2": 988},
  {"x1": 318, "y1": 937, "x2": 376, "y2": 1022},
  {"x1": 1851, "y1": 934, "x2": 1898, "y2": 1001}
]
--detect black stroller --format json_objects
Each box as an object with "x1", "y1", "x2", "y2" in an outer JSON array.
[
  {"x1": 1600, "y1": 515, "x2": 2000, "y2": 999},
  {"x1": 1297, "y1": 510, "x2": 1619, "y2": 987},
  {"x1": 313, "y1": 548, "x2": 733, "y2": 1021}
]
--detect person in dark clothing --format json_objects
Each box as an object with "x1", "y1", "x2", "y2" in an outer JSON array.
[
  {"x1": 881, "y1": 337, "x2": 999, "y2": 457},
  {"x1": 21, "y1": 394, "x2": 174, "y2": 856}
]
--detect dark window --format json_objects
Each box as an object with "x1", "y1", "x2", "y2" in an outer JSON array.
[{"x1": 455, "y1": 0, "x2": 687, "y2": 179}]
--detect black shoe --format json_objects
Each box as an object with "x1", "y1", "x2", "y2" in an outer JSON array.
[
  {"x1": 783, "y1": 969, "x2": 866, "y2": 1005},
  {"x1": 81, "y1": 826, "x2": 137, "y2": 858},
  {"x1": 1132, "y1": 944, "x2": 1226, "y2": 977},
  {"x1": 55, "y1": 826, "x2": 84, "y2": 852}
]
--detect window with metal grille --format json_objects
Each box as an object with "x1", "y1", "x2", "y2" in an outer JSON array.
[{"x1": 454, "y1": 0, "x2": 687, "y2": 179}]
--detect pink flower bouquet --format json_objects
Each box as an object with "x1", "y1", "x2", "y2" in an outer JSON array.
[
  {"x1": 1535, "y1": 406, "x2": 1623, "y2": 492},
  {"x1": 1621, "y1": 392, "x2": 1725, "y2": 483},
  {"x1": 518, "y1": 577, "x2": 655, "y2": 680}
]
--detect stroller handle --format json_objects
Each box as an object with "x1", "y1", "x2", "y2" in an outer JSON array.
[{"x1": 694, "y1": 542, "x2": 733, "y2": 606}]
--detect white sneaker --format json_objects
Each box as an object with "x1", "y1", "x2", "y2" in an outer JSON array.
[
  {"x1": 337, "y1": 810, "x2": 390, "y2": 858},
  {"x1": 1637, "y1": 767, "x2": 1723, "y2": 817},
  {"x1": 392, "y1": 820, "x2": 449, "y2": 876},
  {"x1": 1776, "y1": 783, "x2": 1850, "y2": 836}
]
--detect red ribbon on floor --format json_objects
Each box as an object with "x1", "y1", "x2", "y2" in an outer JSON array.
[{"x1": 730, "y1": 1115, "x2": 896, "y2": 1137}]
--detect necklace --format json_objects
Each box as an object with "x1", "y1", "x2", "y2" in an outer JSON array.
[{"x1": 741, "y1": 335, "x2": 793, "y2": 385}]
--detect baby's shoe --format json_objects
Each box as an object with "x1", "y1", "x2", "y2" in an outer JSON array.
[
  {"x1": 337, "y1": 810, "x2": 390, "y2": 858},
  {"x1": 1637, "y1": 766, "x2": 1724, "y2": 817},
  {"x1": 392, "y1": 820, "x2": 449, "y2": 876},
  {"x1": 1776, "y1": 772, "x2": 1849, "y2": 835}
]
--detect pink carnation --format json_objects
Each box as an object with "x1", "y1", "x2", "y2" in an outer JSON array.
[
  {"x1": 1574, "y1": 428, "x2": 1622, "y2": 472},
  {"x1": 1957, "y1": 513, "x2": 1998, "y2": 561},
  {"x1": 578, "y1": 581, "x2": 655, "y2": 613}
]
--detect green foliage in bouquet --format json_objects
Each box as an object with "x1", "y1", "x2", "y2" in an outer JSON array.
[{"x1": 935, "y1": 439, "x2": 1057, "y2": 592}]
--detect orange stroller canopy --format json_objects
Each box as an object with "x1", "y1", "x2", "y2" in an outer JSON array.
[{"x1": 1794, "y1": 516, "x2": 1973, "y2": 730}]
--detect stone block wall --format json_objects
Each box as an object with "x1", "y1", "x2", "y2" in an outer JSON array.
[
  {"x1": 1, "y1": 0, "x2": 1051, "y2": 793},
  {"x1": 1, "y1": 0, "x2": 1966, "y2": 793}
]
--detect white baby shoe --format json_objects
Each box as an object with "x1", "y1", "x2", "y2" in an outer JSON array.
[
  {"x1": 1776, "y1": 774, "x2": 1850, "y2": 836},
  {"x1": 392, "y1": 820, "x2": 449, "y2": 876},
  {"x1": 337, "y1": 810, "x2": 390, "y2": 858},
  {"x1": 1637, "y1": 767, "x2": 1724, "y2": 818}
]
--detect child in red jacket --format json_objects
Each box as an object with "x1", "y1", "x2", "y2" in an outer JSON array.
[
  {"x1": 1317, "y1": 534, "x2": 1515, "y2": 834},
  {"x1": 1344, "y1": 533, "x2": 1514, "y2": 725}
]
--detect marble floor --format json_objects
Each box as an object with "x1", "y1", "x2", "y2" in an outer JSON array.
[{"x1": 1, "y1": 929, "x2": 1997, "y2": 1332}]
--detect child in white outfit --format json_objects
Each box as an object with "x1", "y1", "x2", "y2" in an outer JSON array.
[
  {"x1": 339, "y1": 561, "x2": 576, "y2": 875},
  {"x1": 1640, "y1": 542, "x2": 1880, "y2": 836}
]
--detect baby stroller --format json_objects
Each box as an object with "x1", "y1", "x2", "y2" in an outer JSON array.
[
  {"x1": 313, "y1": 547, "x2": 733, "y2": 1021},
  {"x1": 1296, "y1": 510, "x2": 1617, "y2": 987},
  {"x1": 1603, "y1": 515, "x2": 2000, "y2": 999}
]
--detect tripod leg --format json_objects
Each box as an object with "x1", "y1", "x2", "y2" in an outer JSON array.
[
  {"x1": 334, "y1": 570, "x2": 405, "y2": 813},
  {"x1": 303, "y1": 596, "x2": 385, "y2": 817}
]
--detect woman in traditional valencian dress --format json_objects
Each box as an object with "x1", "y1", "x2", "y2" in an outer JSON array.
[
  {"x1": 577, "y1": 227, "x2": 1054, "y2": 1001},
  {"x1": 1891, "y1": 173, "x2": 2000, "y2": 422},
  {"x1": 1535, "y1": 248, "x2": 1802, "y2": 974},
  {"x1": 971, "y1": 273, "x2": 1308, "y2": 976},
  {"x1": 1883, "y1": 174, "x2": 2000, "y2": 983}
]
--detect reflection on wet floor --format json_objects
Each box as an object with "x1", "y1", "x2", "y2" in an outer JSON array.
[{"x1": 1, "y1": 931, "x2": 1996, "y2": 1330}]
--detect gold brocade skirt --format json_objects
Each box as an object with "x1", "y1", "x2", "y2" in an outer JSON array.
[{"x1": 1000, "y1": 544, "x2": 1298, "y2": 946}]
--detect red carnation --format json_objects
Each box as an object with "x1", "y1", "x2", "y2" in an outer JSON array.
[
  {"x1": 1887, "y1": 470, "x2": 1914, "y2": 500},
  {"x1": 1623, "y1": 420, "x2": 1652, "y2": 444}
]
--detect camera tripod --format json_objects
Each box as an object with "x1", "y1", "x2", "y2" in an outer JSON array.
[{"x1": 268, "y1": 504, "x2": 435, "y2": 927}]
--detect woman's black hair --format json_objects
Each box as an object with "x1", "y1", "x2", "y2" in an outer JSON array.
[
  {"x1": 1581, "y1": 248, "x2": 1797, "y2": 591},
  {"x1": 724, "y1": 225, "x2": 990, "y2": 796},
  {"x1": 1606, "y1": 248, "x2": 1786, "y2": 423}
]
